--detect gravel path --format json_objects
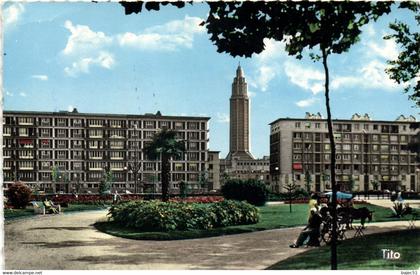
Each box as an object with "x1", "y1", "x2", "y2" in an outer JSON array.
[{"x1": 4, "y1": 210, "x2": 415, "y2": 270}]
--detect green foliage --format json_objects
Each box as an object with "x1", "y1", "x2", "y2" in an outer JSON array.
[
  {"x1": 221, "y1": 179, "x2": 269, "y2": 206},
  {"x1": 304, "y1": 171, "x2": 312, "y2": 192},
  {"x1": 143, "y1": 129, "x2": 185, "y2": 201},
  {"x1": 7, "y1": 182, "x2": 32, "y2": 209},
  {"x1": 108, "y1": 200, "x2": 259, "y2": 231},
  {"x1": 384, "y1": 2, "x2": 420, "y2": 107}
]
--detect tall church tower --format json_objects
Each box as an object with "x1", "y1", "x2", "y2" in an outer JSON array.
[{"x1": 226, "y1": 65, "x2": 254, "y2": 160}]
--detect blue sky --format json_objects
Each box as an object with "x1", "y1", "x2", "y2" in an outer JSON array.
[{"x1": 3, "y1": 2, "x2": 419, "y2": 158}]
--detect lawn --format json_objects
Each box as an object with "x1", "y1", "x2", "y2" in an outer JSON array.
[
  {"x1": 267, "y1": 229, "x2": 420, "y2": 270},
  {"x1": 94, "y1": 202, "x2": 417, "y2": 240},
  {"x1": 4, "y1": 203, "x2": 109, "y2": 220}
]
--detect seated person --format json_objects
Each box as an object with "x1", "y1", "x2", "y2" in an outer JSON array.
[
  {"x1": 290, "y1": 208, "x2": 322, "y2": 248},
  {"x1": 43, "y1": 199, "x2": 59, "y2": 214}
]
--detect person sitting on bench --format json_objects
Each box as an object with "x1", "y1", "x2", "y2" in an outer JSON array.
[
  {"x1": 43, "y1": 199, "x2": 59, "y2": 214},
  {"x1": 290, "y1": 208, "x2": 322, "y2": 248}
]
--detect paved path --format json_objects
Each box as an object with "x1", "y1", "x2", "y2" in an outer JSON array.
[{"x1": 5, "y1": 210, "x2": 416, "y2": 270}]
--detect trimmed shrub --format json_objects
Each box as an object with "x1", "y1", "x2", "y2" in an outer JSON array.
[
  {"x1": 221, "y1": 179, "x2": 269, "y2": 206},
  {"x1": 7, "y1": 182, "x2": 32, "y2": 209},
  {"x1": 108, "y1": 200, "x2": 259, "y2": 231}
]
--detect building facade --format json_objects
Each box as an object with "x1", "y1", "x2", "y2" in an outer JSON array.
[
  {"x1": 220, "y1": 156, "x2": 270, "y2": 186},
  {"x1": 270, "y1": 113, "x2": 418, "y2": 193},
  {"x1": 2, "y1": 110, "x2": 210, "y2": 194}
]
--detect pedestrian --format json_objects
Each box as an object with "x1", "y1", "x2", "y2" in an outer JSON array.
[{"x1": 290, "y1": 208, "x2": 322, "y2": 248}]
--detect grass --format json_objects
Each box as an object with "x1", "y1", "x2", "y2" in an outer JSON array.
[
  {"x1": 267, "y1": 229, "x2": 420, "y2": 270},
  {"x1": 4, "y1": 203, "x2": 109, "y2": 220},
  {"x1": 95, "y1": 202, "x2": 417, "y2": 241}
]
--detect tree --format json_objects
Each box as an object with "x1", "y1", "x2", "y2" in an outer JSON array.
[
  {"x1": 284, "y1": 182, "x2": 297, "y2": 213},
  {"x1": 385, "y1": 2, "x2": 420, "y2": 107},
  {"x1": 99, "y1": 168, "x2": 114, "y2": 196},
  {"x1": 120, "y1": 1, "x2": 393, "y2": 269},
  {"x1": 304, "y1": 171, "x2": 312, "y2": 193},
  {"x1": 143, "y1": 129, "x2": 185, "y2": 202},
  {"x1": 348, "y1": 175, "x2": 356, "y2": 192}
]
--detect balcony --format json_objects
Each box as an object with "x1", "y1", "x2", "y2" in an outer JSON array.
[
  {"x1": 110, "y1": 157, "x2": 124, "y2": 160},
  {"x1": 110, "y1": 145, "x2": 124, "y2": 149},
  {"x1": 89, "y1": 124, "x2": 103, "y2": 128},
  {"x1": 89, "y1": 167, "x2": 103, "y2": 171},
  {"x1": 19, "y1": 155, "x2": 34, "y2": 159},
  {"x1": 109, "y1": 135, "x2": 125, "y2": 139},
  {"x1": 20, "y1": 167, "x2": 34, "y2": 170},
  {"x1": 89, "y1": 135, "x2": 103, "y2": 139},
  {"x1": 89, "y1": 156, "x2": 103, "y2": 160},
  {"x1": 110, "y1": 167, "x2": 124, "y2": 171}
]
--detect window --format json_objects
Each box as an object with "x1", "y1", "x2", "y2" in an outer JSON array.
[
  {"x1": 381, "y1": 135, "x2": 389, "y2": 142},
  {"x1": 19, "y1": 151, "x2": 34, "y2": 159},
  {"x1": 3, "y1": 127, "x2": 11, "y2": 136},
  {"x1": 110, "y1": 151, "x2": 124, "y2": 160},
  {"x1": 343, "y1": 144, "x2": 351, "y2": 151},
  {"x1": 295, "y1": 122, "x2": 301, "y2": 128},
  {"x1": 353, "y1": 144, "x2": 360, "y2": 151},
  {"x1": 56, "y1": 151, "x2": 67, "y2": 159},
  {"x1": 293, "y1": 132, "x2": 302, "y2": 139},
  {"x1": 40, "y1": 128, "x2": 51, "y2": 137},
  {"x1": 188, "y1": 132, "x2": 199, "y2": 140},
  {"x1": 88, "y1": 119, "x2": 104, "y2": 127},
  {"x1": 305, "y1": 122, "x2": 311, "y2": 129},
  {"x1": 354, "y1": 124, "x2": 360, "y2": 130},
  {"x1": 88, "y1": 162, "x2": 104, "y2": 170},
  {"x1": 315, "y1": 123, "x2": 320, "y2": 129},
  {"x1": 109, "y1": 130, "x2": 125, "y2": 138},
  {"x1": 380, "y1": 145, "x2": 389, "y2": 151},
  {"x1": 110, "y1": 120, "x2": 123, "y2": 128},
  {"x1": 373, "y1": 124, "x2": 378, "y2": 130},
  {"x1": 363, "y1": 124, "x2": 369, "y2": 130},
  {"x1": 372, "y1": 155, "x2": 379, "y2": 162},
  {"x1": 72, "y1": 151, "x2": 83, "y2": 160},
  {"x1": 380, "y1": 155, "x2": 389, "y2": 161},
  {"x1": 20, "y1": 161, "x2": 34, "y2": 169},
  {"x1": 174, "y1": 122, "x2": 184, "y2": 130},
  {"x1": 324, "y1": 144, "x2": 330, "y2": 150},
  {"x1": 89, "y1": 151, "x2": 103, "y2": 159},
  {"x1": 372, "y1": 145, "x2": 379, "y2": 151},
  {"x1": 72, "y1": 140, "x2": 83, "y2": 149},
  {"x1": 293, "y1": 143, "x2": 302, "y2": 149},
  {"x1": 110, "y1": 141, "x2": 124, "y2": 149},
  {"x1": 144, "y1": 131, "x2": 156, "y2": 139},
  {"x1": 400, "y1": 135, "x2": 407, "y2": 142},
  {"x1": 372, "y1": 135, "x2": 379, "y2": 141},
  {"x1": 145, "y1": 121, "x2": 155, "y2": 129},
  {"x1": 188, "y1": 163, "x2": 198, "y2": 171},
  {"x1": 110, "y1": 162, "x2": 124, "y2": 170},
  {"x1": 188, "y1": 122, "x2": 199, "y2": 130},
  {"x1": 56, "y1": 118, "x2": 67, "y2": 127},
  {"x1": 56, "y1": 129, "x2": 67, "y2": 138},
  {"x1": 40, "y1": 118, "x2": 51, "y2": 126},
  {"x1": 89, "y1": 129, "x2": 103, "y2": 138},
  {"x1": 19, "y1": 128, "x2": 28, "y2": 136},
  {"x1": 343, "y1": 154, "x2": 351, "y2": 160},
  {"x1": 188, "y1": 152, "x2": 199, "y2": 161},
  {"x1": 324, "y1": 154, "x2": 330, "y2": 160},
  {"x1": 390, "y1": 145, "x2": 398, "y2": 151},
  {"x1": 293, "y1": 154, "x2": 301, "y2": 160},
  {"x1": 390, "y1": 135, "x2": 398, "y2": 142},
  {"x1": 72, "y1": 119, "x2": 83, "y2": 127},
  {"x1": 18, "y1": 117, "x2": 34, "y2": 125}
]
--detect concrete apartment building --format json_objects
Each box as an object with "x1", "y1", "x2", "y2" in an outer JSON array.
[
  {"x1": 2, "y1": 109, "x2": 210, "y2": 194},
  {"x1": 270, "y1": 113, "x2": 419, "y2": 193}
]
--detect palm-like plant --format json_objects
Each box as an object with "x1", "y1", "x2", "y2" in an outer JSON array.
[{"x1": 143, "y1": 129, "x2": 185, "y2": 201}]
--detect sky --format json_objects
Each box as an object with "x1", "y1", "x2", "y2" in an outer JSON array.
[{"x1": 2, "y1": 2, "x2": 419, "y2": 159}]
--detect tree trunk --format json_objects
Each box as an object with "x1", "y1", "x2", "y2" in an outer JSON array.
[
  {"x1": 322, "y1": 47, "x2": 338, "y2": 270},
  {"x1": 161, "y1": 153, "x2": 170, "y2": 202}
]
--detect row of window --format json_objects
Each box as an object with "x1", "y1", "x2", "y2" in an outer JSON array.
[
  {"x1": 293, "y1": 153, "x2": 412, "y2": 162},
  {"x1": 3, "y1": 117, "x2": 207, "y2": 130},
  {"x1": 293, "y1": 121, "x2": 410, "y2": 132},
  {"x1": 293, "y1": 132, "x2": 409, "y2": 142}
]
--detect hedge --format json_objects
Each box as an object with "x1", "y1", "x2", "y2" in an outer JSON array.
[
  {"x1": 108, "y1": 200, "x2": 260, "y2": 231},
  {"x1": 221, "y1": 179, "x2": 269, "y2": 206}
]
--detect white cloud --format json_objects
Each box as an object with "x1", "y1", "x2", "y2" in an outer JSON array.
[
  {"x1": 64, "y1": 51, "x2": 115, "y2": 77},
  {"x1": 19, "y1": 92, "x2": 27, "y2": 97},
  {"x1": 367, "y1": 39, "x2": 399, "y2": 61},
  {"x1": 3, "y1": 3, "x2": 25, "y2": 26},
  {"x1": 67, "y1": 105, "x2": 74, "y2": 112},
  {"x1": 117, "y1": 16, "x2": 204, "y2": 51},
  {"x1": 31, "y1": 74, "x2": 48, "y2": 81},
  {"x1": 295, "y1": 97, "x2": 319, "y2": 108},
  {"x1": 62, "y1": 20, "x2": 112, "y2": 56},
  {"x1": 284, "y1": 62, "x2": 324, "y2": 95},
  {"x1": 331, "y1": 60, "x2": 398, "y2": 91},
  {"x1": 216, "y1": 113, "x2": 230, "y2": 123},
  {"x1": 5, "y1": 90, "x2": 13, "y2": 97},
  {"x1": 249, "y1": 39, "x2": 286, "y2": 92}
]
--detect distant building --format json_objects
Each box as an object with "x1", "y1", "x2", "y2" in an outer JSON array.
[
  {"x1": 207, "y1": 151, "x2": 221, "y2": 191},
  {"x1": 270, "y1": 113, "x2": 418, "y2": 193},
  {"x1": 215, "y1": 66, "x2": 270, "y2": 188},
  {"x1": 2, "y1": 110, "x2": 210, "y2": 194}
]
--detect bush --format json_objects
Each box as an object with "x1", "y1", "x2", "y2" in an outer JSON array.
[
  {"x1": 7, "y1": 182, "x2": 32, "y2": 209},
  {"x1": 221, "y1": 179, "x2": 268, "y2": 206},
  {"x1": 108, "y1": 200, "x2": 259, "y2": 231}
]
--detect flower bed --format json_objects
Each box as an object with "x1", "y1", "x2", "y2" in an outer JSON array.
[
  {"x1": 169, "y1": 196, "x2": 224, "y2": 203},
  {"x1": 108, "y1": 200, "x2": 260, "y2": 231},
  {"x1": 29, "y1": 194, "x2": 143, "y2": 206}
]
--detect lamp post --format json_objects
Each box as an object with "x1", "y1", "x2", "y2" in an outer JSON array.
[{"x1": 275, "y1": 166, "x2": 279, "y2": 193}]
